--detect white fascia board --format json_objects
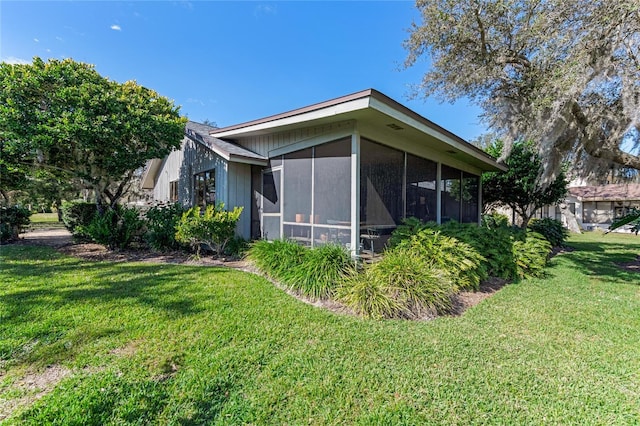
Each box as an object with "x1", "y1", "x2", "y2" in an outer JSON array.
[
  {"x1": 211, "y1": 98, "x2": 370, "y2": 138},
  {"x1": 368, "y1": 97, "x2": 490, "y2": 165},
  {"x1": 227, "y1": 155, "x2": 268, "y2": 166}
]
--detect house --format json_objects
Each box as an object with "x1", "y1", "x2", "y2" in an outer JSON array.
[
  {"x1": 565, "y1": 184, "x2": 640, "y2": 231},
  {"x1": 529, "y1": 183, "x2": 640, "y2": 232},
  {"x1": 141, "y1": 89, "x2": 505, "y2": 254}
]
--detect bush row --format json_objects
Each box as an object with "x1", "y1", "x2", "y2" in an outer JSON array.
[
  {"x1": 247, "y1": 216, "x2": 565, "y2": 320},
  {"x1": 0, "y1": 205, "x2": 31, "y2": 243},
  {"x1": 60, "y1": 200, "x2": 245, "y2": 256}
]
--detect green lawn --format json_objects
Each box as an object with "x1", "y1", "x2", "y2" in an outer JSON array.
[{"x1": 1, "y1": 233, "x2": 639, "y2": 424}]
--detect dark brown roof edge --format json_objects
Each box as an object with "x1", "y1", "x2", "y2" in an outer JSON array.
[
  {"x1": 210, "y1": 89, "x2": 374, "y2": 135},
  {"x1": 210, "y1": 88, "x2": 503, "y2": 169}
]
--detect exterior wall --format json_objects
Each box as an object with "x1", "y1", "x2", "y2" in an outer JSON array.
[
  {"x1": 152, "y1": 136, "x2": 252, "y2": 239},
  {"x1": 235, "y1": 121, "x2": 355, "y2": 157},
  {"x1": 227, "y1": 162, "x2": 252, "y2": 239}
]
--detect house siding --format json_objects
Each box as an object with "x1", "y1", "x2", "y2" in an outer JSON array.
[{"x1": 235, "y1": 121, "x2": 355, "y2": 157}]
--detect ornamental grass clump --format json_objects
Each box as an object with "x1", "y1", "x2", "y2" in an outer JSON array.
[
  {"x1": 396, "y1": 228, "x2": 487, "y2": 291},
  {"x1": 512, "y1": 231, "x2": 552, "y2": 280},
  {"x1": 247, "y1": 240, "x2": 353, "y2": 299},
  {"x1": 337, "y1": 246, "x2": 454, "y2": 319}
]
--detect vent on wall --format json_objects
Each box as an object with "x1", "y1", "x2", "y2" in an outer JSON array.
[{"x1": 386, "y1": 123, "x2": 404, "y2": 131}]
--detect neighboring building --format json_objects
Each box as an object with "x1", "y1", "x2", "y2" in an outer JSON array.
[
  {"x1": 531, "y1": 183, "x2": 640, "y2": 232},
  {"x1": 142, "y1": 89, "x2": 505, "y2": 254}
]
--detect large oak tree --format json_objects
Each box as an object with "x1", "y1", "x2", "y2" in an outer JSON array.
[
  {"x1": 0, "y1": 57, "x2": 186, "y2": 208},
  {"x1": 405, "y1": 0, "x2": 640, "y2": 180}
]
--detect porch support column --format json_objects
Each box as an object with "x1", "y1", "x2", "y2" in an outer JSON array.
[
  {"x1": 436, "y1": 162, "x2": 442, "y2": 224},
  {"x1": 478, "y1": 176, "x2": 483, "y2": 225},
  {"x1": 350, "y1": 131, "x2": 361, "y2": 257}
]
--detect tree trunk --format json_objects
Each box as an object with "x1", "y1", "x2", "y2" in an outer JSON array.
[{"x1": 559, "y1": 203, "x2": 581, "y2": 234}]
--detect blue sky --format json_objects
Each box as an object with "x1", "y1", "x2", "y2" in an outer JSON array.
[{"x1": 1, "y1": 1, "x2": 487, "y2": 141}]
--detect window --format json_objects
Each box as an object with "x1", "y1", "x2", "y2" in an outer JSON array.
[
  {"x1": 460, "y1": 172, "x2": 479, "y2": 223},
  {"x1": 194, "y1": 169, "x2": 215, "y2": 207},
  {"x1": 360, "y1": 139, "x2": 404, "y2": 226},
  {"x1": 406, "y1": 154, "x2": 437, "y2": 222},
  {"x1": 441, "y1": 165, "x2": 461, "y2": 223},
  {"x1": 169, "y1": 180, "x2": 178, "y2": 203}
]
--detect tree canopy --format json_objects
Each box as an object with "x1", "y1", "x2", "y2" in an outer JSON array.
[
  {"x1": 0, "y1": 57, "x2": 186, "y2": 208},
  {"x1": 405, "y1": 0, "x2": 640, "y2": 180},
  {"x1": 482, "y1": 140, "x2": 568, "y2": 227}
]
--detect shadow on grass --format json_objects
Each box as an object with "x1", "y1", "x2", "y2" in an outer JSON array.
[{"x1": 558, "y1": 236, "x2": 640, "y2": 285}]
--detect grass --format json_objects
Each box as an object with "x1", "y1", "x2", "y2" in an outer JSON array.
[
  {"x1": 25, "y1": 213, "x2": 65, "y2": 231},
  {"x1": 1, "y1": 232, "x2": 639, "y2": 424}
]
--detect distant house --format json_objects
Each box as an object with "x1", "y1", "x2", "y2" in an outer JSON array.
[
  {"x1": 142, "y1": 89, "x2": 505, "y2": 254},
  {"x1": 532, "y1": 183, "x2": 640, "y2": 232}
]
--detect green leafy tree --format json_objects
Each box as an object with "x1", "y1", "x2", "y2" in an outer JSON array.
[
  {"x1": 405, "y1": 0, "x2": 640, "y2": 178},
  {"x1": 482, "y1": 141, "x2": 568, "y2": 227},
  {"x1": 0, "y1": 57, "x2": 186, "y2": 209}
]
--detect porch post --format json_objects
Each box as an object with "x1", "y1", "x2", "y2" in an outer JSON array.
[
  {"x1": 350, "y1": 131, "x2": 361, "y2": 257},
  {"x1": 436, "y1": 162, "x2": 442, "y2": 224},
  {"x1": 478, "y1": 176, "x2": 483, "y2": 225}
]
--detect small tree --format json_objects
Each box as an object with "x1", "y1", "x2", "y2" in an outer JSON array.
[
  {"x1": 482, "y1": 141, "x2": 568, "y2": 227},
  {"x1": 175, "y1": 203, "x2": 243, "y2": 258}
]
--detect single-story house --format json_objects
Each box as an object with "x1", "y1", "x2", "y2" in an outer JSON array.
[
  {"x1": 142, "y1": 89, "x2": 505, "y2": 254},
  {"x1": 532, "y1": 183, "x2": 640, "y2": 232}
]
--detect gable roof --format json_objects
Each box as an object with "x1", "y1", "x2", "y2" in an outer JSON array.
[
  {"x1": 210, "y1": 89, "x2": 506, "y2": 172},
  {"x1": 185, "y1": 121, "x2": 267, "y2": 166},
  {"x1": 140, "y1": 121, "x2": 267, "y2": 189},
  {"x1": 569, "y1": 183, "x2": 640, "y2": 201}
]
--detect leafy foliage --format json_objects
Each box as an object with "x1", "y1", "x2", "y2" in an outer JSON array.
[
  {"x1": 175, "y1": 203, "x2": 243, "y2": 257},
  {"x1": 395, "y1": 228, "x2": 487, "y2": 291},
  {"x1": 338, "y1": 248, "x2": 453, "y2": 319},
  {"x1": 0, "y1": 57, "x2": 186, "y2": 208},
  {"x1": 482, "y1": 141, "x2": 568, "y2": 227},
  {"x1": 528, "y1": 217, "x2": 569, "y2": 247},
  {"x1": 247, "y1": 240, "x2": 354, "y2": 300},
  {"x1": 144, "y1": 202, "x2": 188, "y2": 251},
  {"x1": 512, "y1": 232, "x2": 552, "y2": 280},
  {"x1": 0, "y1": 205, "x2": 31, "y2": 243},
  {"x1": 405, "y1": 0, "x2": 640, "y2": 177},
  {"x1": 60, "y1": 200, "x2": 98, "y2": 239},
  {"x1": 481, "y1": 212, "x2": 510, "y2": 229},
  {"x1": 609, "y1": 208, "x2": 640, "y2": 235},
  {"x1": 79, "y1": 205, "x2": 144, "y2": 250}
]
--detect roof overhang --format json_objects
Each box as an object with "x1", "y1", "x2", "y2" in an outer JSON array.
[
  {"x1": 140, "y1": 158, "x2": 163, "y2": 189},
  {"x1": 211, "y1": 89, "x2": 506, "y2": 172}
]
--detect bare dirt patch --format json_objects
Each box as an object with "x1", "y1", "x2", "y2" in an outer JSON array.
[
  {"x1": 0, "y1": 364, "x2": 72, "y2": 421},
  {"x1": 452, "y1": 277, "x2": 510, "y2": 316}
]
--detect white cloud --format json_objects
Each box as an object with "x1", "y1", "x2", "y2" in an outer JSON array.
[
  {"x1": 34, "y1": 38, "x2": 39, "y2": 43},
  {"x1": 110, "y1": 24, "x2": 122, "y2": 31},
  {"x1": 254, "y1": 4, "x2": 277, "y2": 16},
  {"x1": 56, "y1": 36, "x2": 63, "y2": 41},
  {"x1": 2, "y1": 57, "x2": 30, "y2": 65}
]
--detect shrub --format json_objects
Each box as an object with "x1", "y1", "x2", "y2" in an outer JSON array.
[
  {"x1": 386, "y1": 217, "x2": 434, "y2": 248},
  {"x1": 282, "y1": 244, "x2": 354, "y2": 299},
  {"x1": 224, "y1": 236, "x2": 249, "y2": 257},
  {"x1": 439, "y1": 221, "x2": 518, "y2": 280},
  {"x1": 175, "y1": 203, "x2": 243, "y2": 257},
  {"x1": 512, "y1": 231, "x2": 551, "y2": 280},
  {"x1": 337, "y1": 246, "x2": 454, "y2": 319},
  {"x1": 80, "y1": 205, "x2": 145, "y2": 250},
  {"x1": 0, "y1": 205, "x2": 31, "y2": 243},
  {"x1": 144, "y1": 202, "x2": 188, "y2": 251},
  {"x1": 528, "y1": 217, "x2": 569, "y2": 247},
  {"x1": 481, "y1": 212, "x2": 510, "y2": 229},
  {"x1": 395, "y1": 228, "x2": 487, "y2": 291},
  {"x1": 247, "y1": 239, "x2": 307, "y2": 278},
  {"x1": 61, "y1": 200, "x2": 97, "y2": 238},
  {"x1": 247, "y1": 240, "x2": 353, "y2": 299}
]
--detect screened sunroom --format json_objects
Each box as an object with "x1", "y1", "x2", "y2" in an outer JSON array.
[{"x1": 252, "y1": 135, "x2": 482, "y2": 255}]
